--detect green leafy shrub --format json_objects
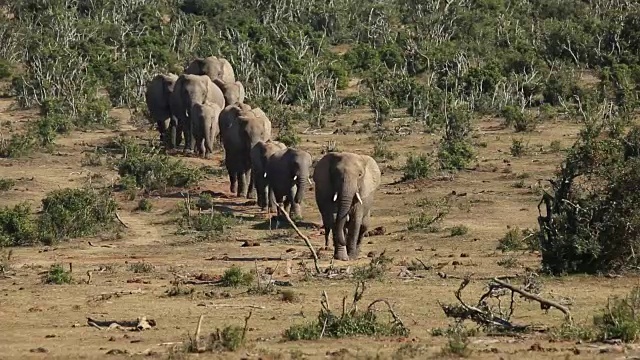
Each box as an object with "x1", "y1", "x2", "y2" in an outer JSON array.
[
  {"x1": 220, "y1": 266, "x2": 254, "y2": 287},
  {"x1": 372, "y1": 140, "x2": 397, "y2": 161},
  {"x1": 284, "y1": 283, "x2": 409, "y2": 341},
  {"x1": 438, "y1": 140, "x2": 475, "y2": 171},
  {"x1": 117, "y1": 145, "x2": 203, "y2": 192},
  {"x1": 275, "y1": 128, "x2": 300, "y2": 147},
  {"x1": 402, "y1": 153, "x2": 432, "y2": 181},
  {"x1": 501, "y1": 106, "x2": 537, "y2": 132},
  {"x1": 0, "y1": 134, "x2": 36, "y2": 158},
  {"x1": 537, "y1": 112, "x2": 640, "y2": 274},
  {"x1": 510, "y1": 138, "x2": 528, "y2": 157},
  {"x1": 38, "y1": 188, "x2": 117, "y2": 243},
  {"x1": 135, "y1": 198, "x2": 153, "y2": 212},
  {"x1": 0, "y1": 178, "x2": 15, "y2": 191},
  {"x1": 497, "y1": 227, "x2": 525, "y2": 252},
  {"x1": 42, "y1": 264, "x2": 72, "y2": 284},
  {"x1": 0, "y1": 203, "x2": 37, "y2": 247},
  {"x1": 449, "y1": 225, "x2": 469, "y2": 237},
  {"x1": 128, "y1": 261, "x2": 155, "y2": 273},
  {"x1": 594, "y1": 287, "x2": 640, "y2": 342}
]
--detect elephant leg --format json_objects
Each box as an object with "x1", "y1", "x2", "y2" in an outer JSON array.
[
  {"x1": 287, "y1": 187, "x2": 300, "y2": 219},
  {"x1": 268, "y1": 187, "x2": 277, "y2": 214},
  {"x1": 175, "y1": 118, "x2": 184, "y2": 148},
  {"x1": 225, "y1": 157, "x2": 237, "y2": 194},
  {"x1": 355, "y1": 210, "x2": 371, "y2": 259},
  {"x1": 246, "y1": 168, "x2": 255, "y2": 199},
  {"x1": 237, "y1": 169, "x2": 247, "y2": 197},
  {"x1": 204, "y1": 130, "x2": 214, "y2": 159},
  {"x1": 346, "y1": 211, "x2": 363, "y2": 260},
  {"x1": 199, "y1": 138, "x2": 206, "y2": 158}
]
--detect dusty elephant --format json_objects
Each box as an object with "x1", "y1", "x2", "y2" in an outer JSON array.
[
  {"x1": 213, "y1": 78, "x2": 246, "y2": 107},
  {"x1": 265, "y1": 147, "x2": 313, "y2": 219},
  {"x1": 312, "y1": 151, "x2": 381, "y2": 261},
  {"x1": 185, "y1": 56, "x2": 236, "y2": 84},
  {"x1": 219, "y1": 103, "x2": 272, "y2": 198},
  {"x1": 190, "y1": 102, "x2": 222, "y2": 159},
  {"x1": 169, "y1": 74, "x2": 225, "y2": 153},
  {"x1": 250, "y1": 140, "x2": 287, "y2": 210},
  {"x1": 144, "y1": 73, "x2": 178, "y2": 148}
]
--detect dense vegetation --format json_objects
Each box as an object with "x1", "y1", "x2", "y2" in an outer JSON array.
[{"x1": 1, "y1": 0, "x2": 640, "y2": 273}]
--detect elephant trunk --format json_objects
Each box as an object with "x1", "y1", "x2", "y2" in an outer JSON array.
[
  {"x1": 294, "y1": 167, "x2": 310, "y2": 205},
  {"x1": 333, "y1": 179, "x2": 356, "y2": 260}
]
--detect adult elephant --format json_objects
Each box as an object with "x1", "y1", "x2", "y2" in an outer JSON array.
[
  {"x1": 190, "y1": 101, "x2": 222, "y2": 159},
  {"x1": 250, "y1": 140, "x2": 287, "y2": 210},
  {"x1": 185, "y1": 56, "x2": 236, "y2": 84},
  {"x1": 219, "y1": 103, "x2": 272, "y2": 198},
  {"x1": 169, "y1": 74, "x2": 225, "y2": 153},
  {"x1": 313, "y1": 152, "x2": 381, "y2": 261},
  {"x1": 213, "y1": 78, "x2": 246, "y2": 107},
  {"x1": 144, "y1": 73, "x2": 178, "y2": 148},
  {"x1": 266, "y1": 147, "x2": 313, "y2": 219}
]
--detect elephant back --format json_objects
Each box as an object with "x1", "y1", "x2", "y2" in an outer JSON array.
[{"x1": 185, "y1": 56, "x2": 236, "y2": 84}]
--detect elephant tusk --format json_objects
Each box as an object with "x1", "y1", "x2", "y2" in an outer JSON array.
[
  {"x1": 333, "y1": 193, "x2": 338, "y2": 202},
  {"x1": 263, "y1": 172, "x2": 267, "y2": 178},
  {"x1": 355, "y1": 192, "x2": 363, "y2": 204},
  {"x1": 308, "y1": 177, "x2": 312, "y2": 185},
  {"x1": 293, "y1": 175, "x2": 297, "y2": 181}
]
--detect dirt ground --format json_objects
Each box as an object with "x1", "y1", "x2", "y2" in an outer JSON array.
[{"x1": 1, "y1": 96, "x2": 640, "y2": 360}]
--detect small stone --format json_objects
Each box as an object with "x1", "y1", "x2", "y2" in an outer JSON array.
[{"x1": 30, "y1": 348, "x2": 48, "y2": 353}]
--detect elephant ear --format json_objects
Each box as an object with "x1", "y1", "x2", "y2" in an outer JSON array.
[{"x1": 360, "y1": 154, "x2": 381, "y2": 199}]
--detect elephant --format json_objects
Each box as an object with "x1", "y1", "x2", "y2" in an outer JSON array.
[
  {"x1": 265, "y1": 147, "x2": 313, "y2": 219},
  {"x1": 312, "y1": 151, "x2": 381, "y2": 261},
  {"x1": 144, "y1": 73, "x2": 178, "y2": 148},
  {"x1": 190, "y1": 101, "x2": 222, "y2": 159},
  {"x1": 213, "y1": 78, "x2": 246, "y2": 107},
  {"x1": 169, "y1": 74, "x2": 225, "y2": 153},
  {"x1": 185, "y1": 56, "x2": 236, "y2": 84},
  {"x1": 250, "y1": 140, "x2": 287, "y2": 210},
  {"x1": 219, "y1": 103, "x2": 272, "y2": 198}
]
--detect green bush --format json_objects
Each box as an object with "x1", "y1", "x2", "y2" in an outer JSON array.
[
  {"x1": 42, "y1": 264, "x2": 73, "y2": 285},
  {"x1": 402, "y1": 153, "x2": 433, "y2": 181},
  {"x1": 537, "y1": 115, "x2": 640, "y2": 274},
  {"x1": 0, "y1": 134, "x2": 36, "y2": 158},
  {"x1": 497, "y1": 227, "x2": 525, "y2": 252},
  {"x1": 0, "y1": 203, "x2": 37, "y2": 247},
  {"x1": 594, "y1": 287, "x2": 640, "y2": 342},
  {"x1": 437, "y1": 140, "x2": 474, "y2": 171},
  {"x1": 117, "y1": 144, "x2": 202, "y2": 192},
  {"x1": 0, "y1": 178, "x2": 15, "y2": 191},
  {"x1": 284, "y1": 284, "x2": 409, "y2": 341},
  {"x1": 220, "y1": 266, "x2": 254, "y2": 287},
  {"x1": 38, "y1": 188, "x2": 117, "y2": 243}
]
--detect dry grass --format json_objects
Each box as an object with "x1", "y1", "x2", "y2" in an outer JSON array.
[{"x1": 0, "y1": 97, "x2": 636, "y2": 359}]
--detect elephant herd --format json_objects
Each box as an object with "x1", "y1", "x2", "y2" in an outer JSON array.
[{"x1": 145, "y1": 56, "x2": 382, "y2": 261}]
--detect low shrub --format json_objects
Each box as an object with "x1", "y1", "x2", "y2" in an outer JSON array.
[{"x1": 38, "y1": 188, "x2": 117, "y2": 243}]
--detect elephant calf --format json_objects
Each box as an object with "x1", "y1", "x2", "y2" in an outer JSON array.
[
  {"x1": 213, "y1": 78, "x2": 246, "y2": 107},
  {"x1": 265, "y1": 147, "x2": 313, "y2": 219},
  {"x1": 191, "y1": 102, "x2": 222, "y2": 159},
  {"x1": 312, "y1": 151, "x2": 381, "y2": 261},
  {"x1": 169, "y1": 74, "x2": 225, "y2": 154},
  {"x1": 250, "y1": 140, "x2": 287, "y2": 210}
]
